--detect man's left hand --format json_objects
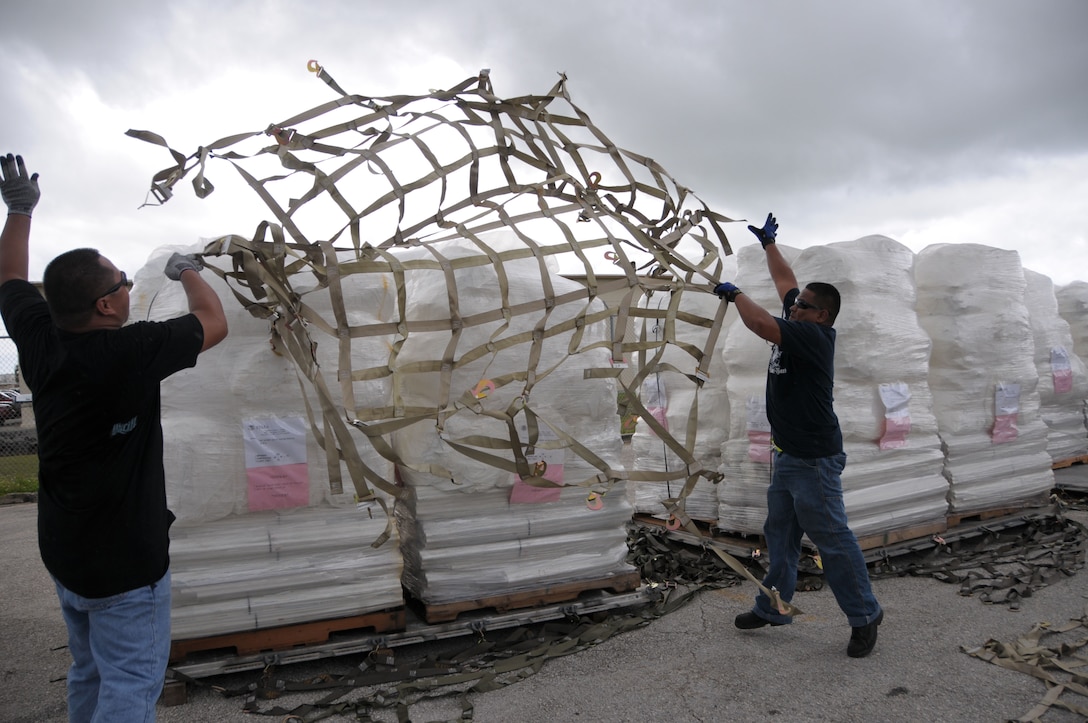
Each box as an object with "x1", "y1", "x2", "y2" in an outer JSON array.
[{"x1": 714, "y1": 282, "x2": 742, "y2": 302}]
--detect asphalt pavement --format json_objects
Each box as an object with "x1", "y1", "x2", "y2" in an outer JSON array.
[{"x1": 3, "y1": 465, "x2": 1088, "y2": 723}]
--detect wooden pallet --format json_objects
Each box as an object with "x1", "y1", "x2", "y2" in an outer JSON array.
[
  {"x1": 855, "y1": 518, "x2": 949, "y2": 552},
  {"x1": 945, "y1": 499, "x2": 1050, "y2": 528},
  {"x1": 416, "y1": 571, "x2": 644, "y2": 624},
  {"x1": 169, "y1": 607, "x2": 407, "y2": 662},
  {"x1": 1054, "y1": 454, "x2": 1088, "y2": 470}
]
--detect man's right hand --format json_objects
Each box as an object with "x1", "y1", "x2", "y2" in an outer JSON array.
[
  {"x1": 164, "y1": 253, "x2": 203, "y2": 280},
  {"x1": 1, "y1": 154, "x2": 40, "y2": 217},
  {"x1": 748, "y1": 212, "x2": 778, "y2": 249}
]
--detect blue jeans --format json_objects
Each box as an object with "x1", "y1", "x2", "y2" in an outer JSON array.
[
  {"x1": 752, "y1": 451, "x2": 881, "y2": 627},
  {"x1": 53, "y1": 570, "x2": 172, "y2": 723}
]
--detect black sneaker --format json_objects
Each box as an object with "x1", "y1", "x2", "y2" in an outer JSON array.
[
  {"x1": 847, "y1": 610, "x2": 884, "y2": 658},
  {"x1": 735, "y1": 611, "x2": 786, "y2": 630}
]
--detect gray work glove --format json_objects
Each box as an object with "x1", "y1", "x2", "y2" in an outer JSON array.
[
  {"x1": 164, "y1": 252, "x2": 203, "y2": 280},
  {"x1": 0, "y1": 154, "x2": 40, "y2": 217}
]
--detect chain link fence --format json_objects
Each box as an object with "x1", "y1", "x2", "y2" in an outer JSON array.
[{"x1": 0, "y1": 336, "x2": 37, "y2": 493}]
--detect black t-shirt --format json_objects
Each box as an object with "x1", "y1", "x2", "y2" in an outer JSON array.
[
  {"x1": 765, "y1": 288, "x2": 843, "y2": 459},
  {"x1": 0, "y1": 279, "x2": 204, "y2": 598}
]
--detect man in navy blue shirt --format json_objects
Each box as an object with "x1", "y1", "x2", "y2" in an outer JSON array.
[
  {"x1": 715, "y1": 214, "x2": 883, "y2": 658},
  {"x1": 0, "y1": 153, "x2": 228, "y2": 720}
]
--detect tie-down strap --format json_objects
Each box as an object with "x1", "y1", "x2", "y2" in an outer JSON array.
[{"x1": 129, "y1": 66, "x2": 737, "y2": 533}]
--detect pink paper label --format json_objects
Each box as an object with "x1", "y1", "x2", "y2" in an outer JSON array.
[
  {"x1": 748, "y1": 430, "x2": 771, "y2": 463},
  {"x1": 879, "y1": 414, "x2": 911, "y2": 450},
  {"x1": 992, "y1": 414, "x2": 1019, "y2": 444},
  {"x1": 247, "y1": 462, "x2": 310, "y2": 511},
  {"x1": 510, "y1": 464, "x2": 565, "y2": 504},
  {"x1": 1054, "y1": 368, "x2": 1073, "y2": 394}
]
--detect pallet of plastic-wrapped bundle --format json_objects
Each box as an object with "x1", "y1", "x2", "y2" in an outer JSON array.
[
  {"x1": 795, "y1": 236, "x2": 949, "y2": 539},
  {"x1": 1023, "y1": 269, "x2": 1088, "y2": 466},
  {"x1": 131, "y1": 246, "x2": 406, "y2": 644},
  {"x1": 1055, "y1": 280, "x2": 1088, "y2": 480},
  {"x1": 717, "y1": 238, "x2": 950, "y2": 542},
  {"x1": 387, "y1": 234, "x2": 639, "y2": 615},
  {"x1": 627, "y1": 258, "x2": 738, "y2": 524},
  {"x1": 130, "y1": 67, "x2": 739, "y2": 626},
  {"x1": 717, "y1": 244, "x2": 802, "y2": 536},
  {"x1": 914, "y1": 243, "x2": 1054, "y2": 514},
  {"x1": 1057, "y1": 281, "x2": 1088, "y2": 360}
]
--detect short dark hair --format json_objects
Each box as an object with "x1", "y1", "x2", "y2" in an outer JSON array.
[
  {"x1": 42, "y1": 248, "x2": 113, "y2": 329},
  {"x1": 806, "y1": 282, "x2": 841, "y2": 325}
]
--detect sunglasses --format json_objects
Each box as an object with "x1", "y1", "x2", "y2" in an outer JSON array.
[
  {"x1": 96, "y1": 271, "x2": 133, "y2": 303},
  {"x1": 794, "y1": 296, "x2": 822, "y2": 311}
]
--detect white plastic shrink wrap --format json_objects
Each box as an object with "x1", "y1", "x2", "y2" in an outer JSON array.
[
  {"x1": 628, "y1": 255, "x2": 738, "y2": 522},
  {"x1": 131, "y1": 245, "x2": 404, "y2": 639},
  {"x1": 914, "y1": 244, "x2": 1054, "y2": 513},
  {"x1": 1023, "y1": 269, "x2": 1088, "y2": 462},
  {"x1": 1057, "y1": 281, "x2": 1088, "y2": 359},
  {"x1": 717, "y1": 244, "x2": 802, "y2": 534},
  {"x1": 717, "y1": 237, "x2": 947, "y2": 537},
  {"x1": 388, "y1": 235, "x2": 634, "y2": 604}
]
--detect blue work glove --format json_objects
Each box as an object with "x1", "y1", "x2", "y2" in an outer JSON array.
[
  {"x1": 714, "y1": 282, "x2": 742, "y2": 303},
  {"x1": 164, "y1": 253, "x2": 203, "y2": 281},
  {"x1": 747, "y1": 212, "x2": 778, "y2": 249},
  {"x1": 0, "y1": 154, "x2": 40, "y2": 217}
]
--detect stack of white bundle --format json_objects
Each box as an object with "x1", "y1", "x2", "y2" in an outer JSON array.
[
  {"x1": 1055, "y1": 280, "x2": 1088, "y2": 491},
  {"x1": 396, "y1": 485, "x2": 632, "y2": 601},
  {"x1": 1023, "y1": 270, "x2": 1088, "y2": 462},
  {"x1": 717, "y1": 238, "x2": 948, "y2": 537},
  {"x1": 802, "y1": 237, "x2": 947, "y2": 536},
  {"x1": 628, "y1": 268, "x2": 737, "y2": 522},
  {"x1": 717, "y1": 245, "x2": 801, "y2": 534},
  {"x1": 131, "y1": 246, "x2": 404, "y2": 638},
  {"x1": 1057, "y1": 281, "x2": 1088, "y2": 359},
  {"x1": 389, "y1": 235, "x2": 634, "y2": 605},
  {"x1": 169, "y1": 506, "x2": 400, "y2": 638},
  {"x1": 914, "y1": 244, "x2": 1053, "y2": 512}
]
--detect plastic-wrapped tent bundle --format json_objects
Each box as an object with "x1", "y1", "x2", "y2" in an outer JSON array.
[
  {"x1": 388, "y1": 234, "x2": 634, "y2": 605},
  {"x1": 1057, "y1": 281, "x2": 1088, "y2": 360},
  {"x1": 717, "y1": 244, "x2": 802, "y2": 534},
  {"x1": 627, "y1": 263, "x2": 737, "y2": 522},
  {"x1": 1023, "y1": 269, "x2": 1088, "y2": 463},
  {"x1": 718, "y1": 239, "x2": 948, "y2": 538},
  {"x1": 131, "y1": 245, "x2": 404, "y2": 639},
  {"x1": 132, "y1": 246, "x2": 397, "y2": 521},
  {"x1": 914, "y1": 244, "x2": 1053, "y2": 513},
  {"x1": 169, "y1": 506, "x2": 401, "y2": 638},
  {"x1": 798, "y1": 237, "x2": 947, "y2": 536}
]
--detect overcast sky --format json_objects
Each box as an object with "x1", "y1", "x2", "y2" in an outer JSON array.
[{"x1": 2, "y1": 0, "x2": 1086, "y2": 288}]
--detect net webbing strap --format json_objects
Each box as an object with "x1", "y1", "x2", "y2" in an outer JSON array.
[{"x1": 130, "y1": 66, "x2": 737, "y2": 536}]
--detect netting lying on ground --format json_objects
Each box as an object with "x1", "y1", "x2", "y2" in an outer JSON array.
[{"x1": 130, "y1": 67, "x2": 735, "y2": 524}]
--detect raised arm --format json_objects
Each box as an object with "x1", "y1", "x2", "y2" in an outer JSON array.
[
  {"x1": 164, "y1": 253, "x2": 228, "y2": 352},
  {"x1": 748, "y1": 213, "x2": 798, "y2": 302},
  {"x1": 0, "y1": 154, "x2": 41, "y2": 284}
]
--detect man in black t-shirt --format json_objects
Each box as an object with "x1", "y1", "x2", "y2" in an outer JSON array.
[
  {"x1": 0, "y1": 153, "x2": 228, "y2": 721},
  {"x1": 714, "y1": 214, "x2": 883, "y2": 658}
]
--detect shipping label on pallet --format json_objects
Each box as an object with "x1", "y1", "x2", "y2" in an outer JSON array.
[{"x1": 243, "y1": 415, "x2": 309, "y2": 511}]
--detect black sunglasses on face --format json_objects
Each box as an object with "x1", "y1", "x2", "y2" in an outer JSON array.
[
  {"x1": 794, "y1": 296, "x2": 822, "y2": 311},
  {"x1": 96, "y1": 272, "x2": 133, "y2": 304}
]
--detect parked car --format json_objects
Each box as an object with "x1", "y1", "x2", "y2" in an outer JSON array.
[{"x1": 0, "y1": 390, "x2": 21, "y2": 424}]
